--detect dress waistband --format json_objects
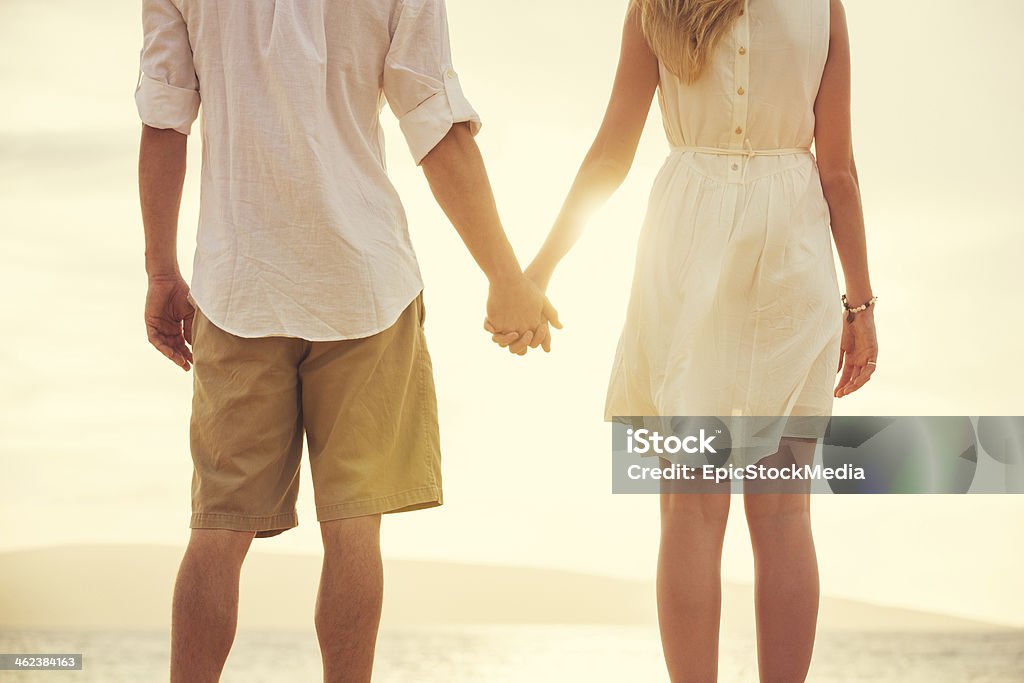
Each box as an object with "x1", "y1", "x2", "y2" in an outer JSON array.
[
  {"x1": 670, "y1": 145, "x2": 812, "y2": 157},
  {"x1": 670, "y1": 139, "x2": 812, "y2": 183}
]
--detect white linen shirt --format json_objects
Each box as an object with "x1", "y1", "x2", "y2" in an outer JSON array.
[{"x1": 136, "y1": 0, "x2": 481, "y2": 340}]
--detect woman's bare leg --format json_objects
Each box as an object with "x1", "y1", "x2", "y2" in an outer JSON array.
[
  {"x1": 744, "y1": 437, "x2": 820, "y2": 683},
  {"x1": 658, "y1": 475, "x2": 731, "y2": 683}
]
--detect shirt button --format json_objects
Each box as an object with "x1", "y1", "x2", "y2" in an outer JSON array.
[
  {"x1": 731, "y1": 163, "x2": 739, "y2": 171},
  {"x1": 735, "y1": 126, "x2": 743, "y2": 135},
  {"x1": 737, "y1": 87, "x2": 745, "y2": 95},
  {"x1": 446, "y1": 69, "x2": 456, "y2": 78},
  {"x1": 739, "y1": 8, "x2": 745, "y2": 15},
  {"x1": 739, "y1": 46, "x2": 747, "y2": 55}
]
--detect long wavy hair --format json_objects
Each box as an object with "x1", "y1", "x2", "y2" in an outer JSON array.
[{"x1": 632, "y1": 0, "x2": 746, "y2": 84}]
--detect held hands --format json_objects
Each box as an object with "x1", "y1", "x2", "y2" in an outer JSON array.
[
  {"x1": 483, "y1": 265, "x2": 561, "y2": 356},
  {"x1": 145, "y1": 273, "x2": 195, "y2": 371}
]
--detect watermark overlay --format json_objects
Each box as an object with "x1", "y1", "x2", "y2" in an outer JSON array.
[
  {"x1": 0, "y1": 654, "x2": 83, "y2": 670},
  {"x1": 612, "y1": 416, "x2": 1024, "y2": 494}
]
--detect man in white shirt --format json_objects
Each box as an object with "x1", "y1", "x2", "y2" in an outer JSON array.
[{"x1": 137, "y1": 0, "x2": 557, "y2": 680}]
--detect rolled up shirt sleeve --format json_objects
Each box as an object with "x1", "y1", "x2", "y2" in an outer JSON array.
[
  {"x1": 383, "y1": 0, "x2": 482, "y2": 165},
  {"x1": 135, "y1": 0, "x2": 200, "y2": 135}
]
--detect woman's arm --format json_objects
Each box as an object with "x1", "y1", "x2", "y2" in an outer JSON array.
[
  {"x1": 526, "y1": 6, "x2": 660, "y2": 289},
  {"x1": 814, "y1": 0, "x2": 878, "y2": 396},
  {"x1": 815, "y1": 0, "x2": 872, "y2": 305}
]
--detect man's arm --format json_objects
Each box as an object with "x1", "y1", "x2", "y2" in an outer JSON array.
[
  {"x1": 420, "y1": 122, "x2": 560, "y2": 354},
  {"x1": 139, "y1": 124, "x2": 194, "y2": 371}
]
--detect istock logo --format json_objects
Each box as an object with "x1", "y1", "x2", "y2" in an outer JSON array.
[{"x1": 626, "y1": 428, "x2": 718, "y2": 455}]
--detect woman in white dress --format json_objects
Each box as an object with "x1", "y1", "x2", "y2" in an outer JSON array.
[{"x1": 491, "y1": 0, "x2": 878, "y2": 679}]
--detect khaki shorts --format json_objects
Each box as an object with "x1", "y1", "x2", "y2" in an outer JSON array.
[{"x1": 188, "y1": 293, "x2": 442, "y2": 537}]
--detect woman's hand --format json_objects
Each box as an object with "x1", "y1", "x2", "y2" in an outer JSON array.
[
  {"x1": 518, "y1": 261, "x2": 558, "y2": 353},
  {"x1": 523, "y1": 260, "x2": 554, "y2": 294},
  {"x1": 835, "y1": 309, "x2": 877, "y2": 397}
]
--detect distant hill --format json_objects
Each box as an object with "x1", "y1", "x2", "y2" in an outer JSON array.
[{"x1": 0, "y1": 545, "x2": 1009, "y2": 634}]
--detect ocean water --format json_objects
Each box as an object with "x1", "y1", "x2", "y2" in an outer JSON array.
[{"x1": 1, "y1": 626, "x2": 1021, "y2": 682}]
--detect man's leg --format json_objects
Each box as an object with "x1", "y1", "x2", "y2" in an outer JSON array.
[
  {"x1": 175, "y1": 309, "x2": 304, "y2": 680},
  {"x1": 302, "y1": 298, "x2": 441, "y2": 681},
  {"x1": 171, "y1": 528, "x2": 255, "y2": 683},
  {"x1": 316, "y1": 514, "x2": 383, "y2": 683}
]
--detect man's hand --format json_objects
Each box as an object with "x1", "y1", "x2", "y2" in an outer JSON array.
[
  {"x1": 484, "y1": 268, "x2": 561, "y2": 356},
  {"x1": 145, "y1": 273, "x2": 195, "y2": 371},
  {"x1": 139, "y1": 124, "x2": 191, "y2": 369}
]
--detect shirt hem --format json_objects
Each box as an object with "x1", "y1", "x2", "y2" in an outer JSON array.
[{"x1": 187, "y1": 285, "x2": 424, "y2": 342}]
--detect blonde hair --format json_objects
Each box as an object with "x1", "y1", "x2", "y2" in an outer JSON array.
[{"x1": 632, "y1": 0, "x2": 745, "y2": 84}]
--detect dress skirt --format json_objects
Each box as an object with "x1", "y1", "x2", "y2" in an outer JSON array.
[{"x1": 604, "y1": 149, "x2": 844, "y2": 466}]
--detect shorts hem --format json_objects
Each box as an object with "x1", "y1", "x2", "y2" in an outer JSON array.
[
  {"x1": 190, "y1": 511, "x2": 298, "y2": 538},
  {"x1": 316, "y1": 485, "x2": 443, "y2": 522}
]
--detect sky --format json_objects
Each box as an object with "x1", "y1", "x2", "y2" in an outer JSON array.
[{"x1": 1, "y1": 0, "x2": 1024, "y2": 627}]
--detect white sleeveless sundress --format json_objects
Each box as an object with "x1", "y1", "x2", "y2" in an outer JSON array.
[{"x1": 605, "y1": 0, "x2": 843, "y2": 459}]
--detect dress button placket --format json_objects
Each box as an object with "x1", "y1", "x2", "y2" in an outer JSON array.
[{"x1": 729, "y1": 0, "x2": 752, "y2": 183}]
